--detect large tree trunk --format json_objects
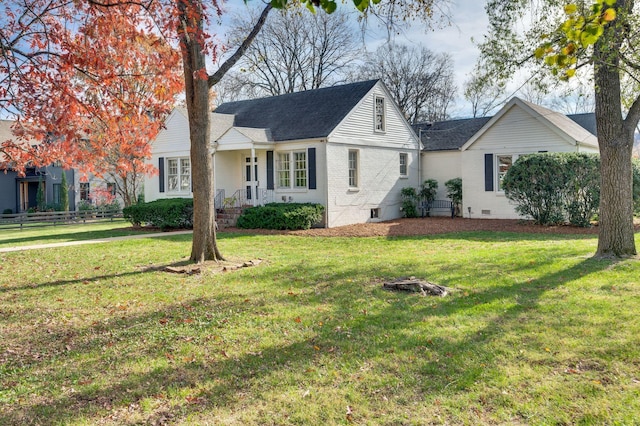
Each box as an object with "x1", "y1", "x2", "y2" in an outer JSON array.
[
  {"x1": 176, "y1": 1, "x2": 271, "y2": 263},
  {"x1": 593, "y1": 0, "x2": 637, "y2": 258},
  {"x1": 179, "y1": 0, "x2": 224, "y2": 263},
  {"x1": 597, "y1": 137, "x2": 636, "y2": 257}
]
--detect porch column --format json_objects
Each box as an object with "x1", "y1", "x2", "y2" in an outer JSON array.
[{"x1": 251, "y1": 145, "x2": 257, "y2": 207}]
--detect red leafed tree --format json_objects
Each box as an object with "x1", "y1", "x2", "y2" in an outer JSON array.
[{"x1": 1, "y1": 2, "x2": 183, "y2": 207}]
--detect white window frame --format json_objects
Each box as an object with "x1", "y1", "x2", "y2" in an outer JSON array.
[
  {"x1": 79, "y1": 182, "x2": 90, "y2": 201},
  {"x1": 348, "y1": 149, "x2": 359, "y2": 188},
  {"x1": 496, "y1": 154, "x2": 515, "y2": 192},
  {"x1": 167, "y1": 157, "x2": 191, "y2": 193},
  {"x1": 399, "y1": 153, "x2": 408, "y2": 177},
  {"x1": 276, "y1": 150, "x2": 307, "y2": 189},
  {"x1": 374, "y1": 96, "x2": 385, "y2": 132},
  {"x1": 293, "y1": 151, "x2": 307, "y2": 189},
  {"x1": 277, "y1": 152, "x2": 290, "y2": 188}
]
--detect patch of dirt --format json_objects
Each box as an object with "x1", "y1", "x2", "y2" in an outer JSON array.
[
  {"x1": 141, "y1": 259, "x2": 265, "y2": 275},
  {"x1": 224, "y1": 217, "x2": 640, "y2": 238}
]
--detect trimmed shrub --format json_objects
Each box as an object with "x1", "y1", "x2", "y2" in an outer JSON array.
[
  {"x1": 236, "y1": 203, "x2": 324, "y2": 230},
  {"x1": 123, "y1": 198, "x2": 193, "y2": 230},
  {"x1": 503, "y1": 152, "x2": 640, "y2": 226},
  {"x1": 445, "y1": 178, "x2": 462, "y2": 215},
  {"x1": 563, "y1": 153, "x2": 600, "y2": 227},
  {"x1": 36, "y1": 177, "x2": 45, "y2": 211},
  {"x1": 400, "y1": 187, "x2": 419, "y2": 218},
  {"x1": 60, "y1": 171, "x2": 69, "y2": 212},
  {"x1": 502, "y1": 153, "x2": 568, "y2": 225},
  {"x1": 419, "y1": 179, "x2": 438, "y2": 203}
]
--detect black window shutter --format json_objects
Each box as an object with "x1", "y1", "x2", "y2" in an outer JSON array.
[
  {"x1": 266, "y1": 151, "x2": 274, "y2": 190},
  {"x1": 158, "y1": 157, "x2": 165, "y2": 193},
  {"x1": 484, "y1": 153, "x2": 494, "y2": 192},
  {"x1": 308, "y1": 147, "x2": 316, "y2": 190}
]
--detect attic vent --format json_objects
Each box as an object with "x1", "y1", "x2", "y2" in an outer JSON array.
[{"x1": 481, "y1": 209, "x2": 491, "y2": 215}]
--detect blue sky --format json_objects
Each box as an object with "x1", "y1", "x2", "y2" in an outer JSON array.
[{"x1": 217, "y1": 0, "x2": 489, "y2": 117}]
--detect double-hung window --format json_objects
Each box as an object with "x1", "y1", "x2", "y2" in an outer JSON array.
[
  {"x1": 374, "y1": 96, "x2": 385, "y2": 132},
  {"x1": 277, "y1": 153, "x2": 291, "y2": 188},
  {"x1": 348, "y1": 150, "x2": 358, "y2": 188},
  {"x1": 399, "y1": 153, "x2": 408, "y2": 177},
  {"x1": 107, "y1": 182, "x2": 116, "y2": 197},
  {"x1": 294, "y1": 151, "x2": 307, "y2": 188},
  {"x1": 277, "y1": 151, "x2": 307, "y2": 189},
  {"x1": 79, "y1": 182, "x2": 90, "y2": 201},
  {"x1": 167, "y1": 157, "x2": 191, "y2": 193},
  {"x1": 496, "y1": 155, "x2": 513, "y2": 191}
]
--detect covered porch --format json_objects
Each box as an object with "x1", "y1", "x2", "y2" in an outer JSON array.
[{"x1": 212, "y1": 139, "x2": 276, "y2": 210}]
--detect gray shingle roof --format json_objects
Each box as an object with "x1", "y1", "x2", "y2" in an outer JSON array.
[
  {"x1": 567, "y1": 113, "x2": 597, "y2": 136},
  {"x1": 214, "y1": 80, "x2": 379, "y2": 142},
  {"x1": 413, "y1": 117, "x2": 492, "y2": 151},
  {"x1": 415, "y1": 112, "x2": 597, "y2": 152}
]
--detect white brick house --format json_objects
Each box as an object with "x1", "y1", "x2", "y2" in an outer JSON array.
[{"x1": 146, "y1": 80, "x2": 421, "y2": 227}]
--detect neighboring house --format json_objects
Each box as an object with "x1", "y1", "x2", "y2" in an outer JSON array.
[
  {"x1": 146, "y1": 80, "x2": 421, "y2": 227},
  {"x1": 416, "y1": 97, "x2": 599, "y2": 219},
  {"x1": 0, "y1": 119, "x2": 76, "y2": 213}
]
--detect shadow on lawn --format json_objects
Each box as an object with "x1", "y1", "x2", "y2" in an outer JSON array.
[
  {"x1": 0, "y1": 250, "x2": 620, "y2": 424},
  {"x1": 0, "y1": 225, "x2": 142, "y2": 246}
]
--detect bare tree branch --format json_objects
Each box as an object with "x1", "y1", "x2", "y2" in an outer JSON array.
[{"x1": 208, "y1": 3, "x2": 272, "y2": 88}]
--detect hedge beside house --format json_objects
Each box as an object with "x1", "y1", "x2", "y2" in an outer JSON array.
[
  {"x1": 123, "y1": 198, "x2": 193, "y2": 230},
  {"x1": 236, "y1": 203, "x2": 324, "y2": 230},
  {"x1": 503, "y1": 153, "x2": 640, "y2": 227}
]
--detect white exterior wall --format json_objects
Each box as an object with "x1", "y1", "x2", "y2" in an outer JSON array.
[
  {"x1": 421, "y1": 150, "x2": 462, "y2": 203},
  {"x1": 461, "y1": 106, "x2": 598, "y2": 219},
  {"x1": 325, "y1": 143, "x2": 419, "y2": 227},
  {"x1": 325, "y1": 83, "x2": 420, "y2": 227},
  {"x1": 146, "y1": 110, "x2": 192, "y2": 202},
  {"x1": 214, "y1": 150, "x2": 243, "y2": 200}
]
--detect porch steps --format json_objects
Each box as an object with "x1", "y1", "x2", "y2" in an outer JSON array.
[{"x1": 216, "y1": 207, "x2": 244, "y2": 229}]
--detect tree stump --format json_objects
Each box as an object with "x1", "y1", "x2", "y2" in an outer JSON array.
[{"x1": 383, "y1": 277, "x2": 449, "y2": 297}]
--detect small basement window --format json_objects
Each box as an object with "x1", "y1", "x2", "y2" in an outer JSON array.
[{"x1": 371, "y1": 208, "x2": 380, "y2": 219}]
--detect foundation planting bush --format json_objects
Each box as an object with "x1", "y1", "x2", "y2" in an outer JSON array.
[{"x1": 236, "y1": 203, "x2": 324, "y2": 230}]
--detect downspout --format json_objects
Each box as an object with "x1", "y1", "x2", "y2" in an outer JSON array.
[
  {"x1": 209, "y1": 141, "x2": 218, "y2": 209},
  {"x1": 324, "y1": 139, "x2": 329, "y2": 228},
  {"x1": 417, "y1": 128, "x2": 423, "y2": 187},
  {"x1": 251, "y1": 144, "x2": 257, "y2": 207}
]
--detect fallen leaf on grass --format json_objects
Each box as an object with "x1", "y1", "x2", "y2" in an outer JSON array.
[
  {"x1": 346, "y1": 406, "x2": 354, "y2": 423},
  {"x1": 185, "y1": 396, "x2": 206, "y2": 405}
]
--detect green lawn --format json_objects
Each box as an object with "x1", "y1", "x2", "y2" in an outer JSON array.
[
  {"x1": 0, "y1": 220, "x2": 151, "y2": 249},
  {"x1": 1, "y1": 227, "x2": 639, "y2": 425}
]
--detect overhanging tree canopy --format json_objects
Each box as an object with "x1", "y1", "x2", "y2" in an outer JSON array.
[{"x1": 478, "y1": 0, "x2": 640, "y2": 258}]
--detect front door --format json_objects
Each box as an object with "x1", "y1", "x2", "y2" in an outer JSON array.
[
  {"x1": 244, "y1": 157, "x2": 258, "y2": 201},
  {"x1": 18, "y1": 181, "x2": 38, "y2": 212}
]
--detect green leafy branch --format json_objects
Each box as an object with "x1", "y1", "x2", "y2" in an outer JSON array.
[
  {"x1": 270, "y1": 0, "x2": 382, "y2": 14},
  {"x1": 535, "y1": 0, "x2": 617, "y2": 80}
]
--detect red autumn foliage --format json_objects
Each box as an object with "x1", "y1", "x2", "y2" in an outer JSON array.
[{"x1": 0, "y1": 1, "x2": 184, "y2": 179}]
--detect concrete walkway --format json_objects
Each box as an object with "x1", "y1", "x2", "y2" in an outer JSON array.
[{"x1": 0, "y1": 230, "x2": 193, "y2": 253}]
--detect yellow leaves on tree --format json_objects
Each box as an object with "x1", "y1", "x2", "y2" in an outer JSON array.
[{"x1": 536, "y1": 0, "x2": 618, "y2": 81}]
